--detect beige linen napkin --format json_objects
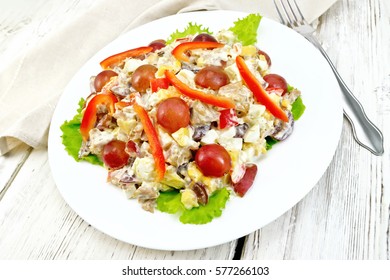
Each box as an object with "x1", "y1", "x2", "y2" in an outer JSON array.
[{"x1": 0, "y1": 0, "x2": 337, "y2": 155}]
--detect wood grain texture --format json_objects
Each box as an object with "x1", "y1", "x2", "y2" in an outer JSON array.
[
  {"x1": 241, "y1": 0, "x2": 390, "y2": 260},
  {"x1": 0, "y1": 0, "x2": 96, "y2": 71}
]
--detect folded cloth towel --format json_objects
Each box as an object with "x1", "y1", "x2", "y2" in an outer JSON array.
[{"x1": 0, "y1": 0, "x2": 337, "y2": 155}]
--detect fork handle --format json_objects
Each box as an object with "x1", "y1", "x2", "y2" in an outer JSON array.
[{"x1": 307, "y1": 37, "x2": 384, "y2": 155}]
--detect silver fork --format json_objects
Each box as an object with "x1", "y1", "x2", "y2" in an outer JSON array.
[{"x1": 273, "y1": 0, "x2": 384, "y2": 156}]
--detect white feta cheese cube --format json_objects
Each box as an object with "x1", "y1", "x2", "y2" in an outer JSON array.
[
  {"x1": 247, "y1": 104, "x2": 266, "y2": 119},
  {"x1": 123, "y1": 58, "x2": 147, "y2": 73},
  {"x1": 244, "y1": 124, "x2": 260, "y2": 143},
  {"x1": 200, "y1": 129, "x2": 219, "y2": 145},
  {"x1": 219, "y1": 137, "x2": 243, "y2": 151},
  {"x1": 133, "y1": 157, "x2": 156, "y2": 181},
  {"x1": 219, "y1": 126, "x2": 236, "y2": 139}
]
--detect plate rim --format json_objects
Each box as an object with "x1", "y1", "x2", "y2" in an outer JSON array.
[{"x1": 48, "y1": 10, "x2": 343, "y2": 251}]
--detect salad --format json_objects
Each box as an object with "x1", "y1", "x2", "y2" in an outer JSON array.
[{"x1": 61, "y1": 14, "x2": 305, "y2": 224}]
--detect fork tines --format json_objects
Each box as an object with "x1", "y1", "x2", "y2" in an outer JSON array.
[{"x1": 273, "y1": 0, "x2": 308, "y2": 27}]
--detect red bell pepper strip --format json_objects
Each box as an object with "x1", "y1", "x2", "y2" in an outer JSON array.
[
  {"x1": 236, "y1": 56, "x2": 288, "y2": 122},
  {"x1": 171, "y1": 41, "x2": 224, "y2": 62},
  {"x1": 219, "y1": 109, "x2": 239, "y2": 129},
  {"x1": 164, "y1": 70, "x2": 235, "y2": 109},
  {"x1": 100, "y1": 46, "x2": 153, "y2": 69},
  {"x1": 133, "y1": 103, "x2": 166, "y2": 182},
  {"x1": 150, "y1": 77, "x2": 170, "y2": 93},
  {"x1": 80, "y1": 92, "x2": 118, "y2": 141}
]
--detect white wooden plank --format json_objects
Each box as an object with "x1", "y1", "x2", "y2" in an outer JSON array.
[
  {"x1": 0, "y1": 144, "x2": 31, "y2": 194},
  {"x1": 0, "y1": 0, "x2": 96, "y2": 71},
  {"x1": 0, "y1": 148, "x2": 237, "y2": 259},
  {"x1": 376, "y1": 0, "x2": 390, "y2": 259}
]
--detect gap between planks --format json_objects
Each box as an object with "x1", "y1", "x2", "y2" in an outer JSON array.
[
  {"x1": 0, "y1": 145, "x2": 33, "y2": 201},
  {"x1": 233, "y1": 236, "x2": 247, "y2": 259}
]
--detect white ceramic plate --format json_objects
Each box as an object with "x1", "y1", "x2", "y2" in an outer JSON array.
[{"x1": 48, "y1": 10, "x2": 343, "y2": 251}]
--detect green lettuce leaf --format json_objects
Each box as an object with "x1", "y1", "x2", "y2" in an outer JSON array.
[
  {"x1": 156, "y1": 188, "x2": 230, "y2": 224},
  {"x1": 180, "y1": 188, "x2": 230, "y2": 224},
  {"x1": 60, "y1": 98, "x2": 103, "y2": 166},
  {"x1": 287, "y1": 84, "x2": 295, "y2": 93},
  {"x1": 265, "y1": 136, "x2": 279, "y2": 150},
  {"x1": 156, "y1": 190, "x2": 185, "y2": 214},
  {"x1": 291, "y1": 96, "x2": 306, "y2": 120},
  {"x1": 166, "y1": 23, "x2": 211, "y2": 44},
  {"x1": 229, "y1": 13, "x2": 262, "y2": 46}
]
